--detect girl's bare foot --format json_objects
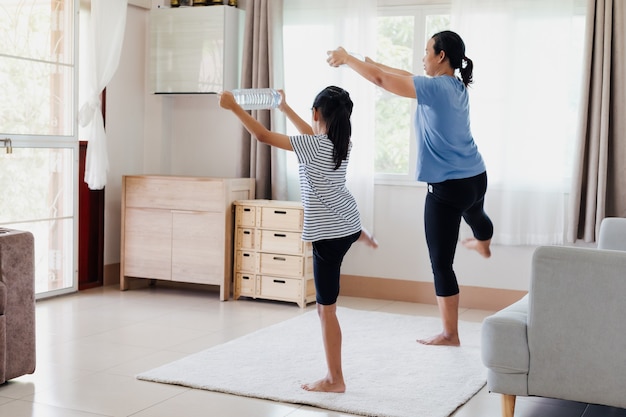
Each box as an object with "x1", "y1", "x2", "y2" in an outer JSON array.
[
  {"x1": 359, "y1": 228, "x2": 379, "y2": 249},
  {"x1": 301, "y1": 377, "x2": 346, "y2": 393},
  {"x1": 461, "y1": 238, "x2": 491, "y2": 258},
  {"x1": 417, "y1": 332, "x2": 460, "y2": 346}
]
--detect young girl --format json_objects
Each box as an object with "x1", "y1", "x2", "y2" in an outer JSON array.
[{"x1": 219, "y1": 86, "x2": 377, "y2": 393}]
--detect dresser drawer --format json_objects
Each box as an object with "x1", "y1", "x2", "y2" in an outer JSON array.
[
  {"x1": 260, "y1": 275, "x2": 302, "y2": 300},
  {"x1": 236, "y1": 273, "x2": 257, "y2": 296},
  {"x1": 260, "y1": 253, "x2": 308, "y2": 277},
  {"x1": 235, "y1": 227, "x2": 258, "y2": 250},
  {"x1": 260, "y1": 206, "x2": 303, "y2": 231},
  {"x1": 235, "y1": 250, "x2": 258, "y2": 272},
  {"x1": 125, "y1": 176, "x2": 224, "y2": 212},
  {"x1": 260, "y1": 230, "x2": 304, "y2": 254},
  {"x1": 235, "y1": 205, "x2": 258, "y2": 228}
]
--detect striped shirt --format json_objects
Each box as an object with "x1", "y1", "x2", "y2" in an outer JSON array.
[{"x1": 289, "y1": 134, "x2": 361, "y2": 242}]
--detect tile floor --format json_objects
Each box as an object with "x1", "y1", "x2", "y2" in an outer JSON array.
[{"x1": 0, "y1": 285, "x2": 624, "y2": 417}]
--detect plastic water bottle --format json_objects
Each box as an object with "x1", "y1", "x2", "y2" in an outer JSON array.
[{"x1": 231, "y1": 88, "x2": 282, "y2": 110}]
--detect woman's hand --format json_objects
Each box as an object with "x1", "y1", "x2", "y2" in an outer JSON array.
[
  {"x1": 326, "y1": 46, "x2": 350, "y2": 67},
  {"x1": 218, "y1": 91, "x2": 237, "y2": 110}
]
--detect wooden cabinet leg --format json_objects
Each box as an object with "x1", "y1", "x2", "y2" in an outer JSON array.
[
  {"x1": 120, "y1": 275, "x2": 129, "y2": 291},
  {"x1": 501, "y1": 394, "x2": 516, "y2": 417}
]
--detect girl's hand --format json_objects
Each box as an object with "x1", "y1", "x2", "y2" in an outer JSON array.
[
  {"x1": 276, "y1": 89, "x2": 287, "y2": 111},
  {"x1": 326, "y1": 46, "x2": 349, "y2": 67},
  {"x1": 218, "y1": 91, "x2": 237, "y2": 110}
]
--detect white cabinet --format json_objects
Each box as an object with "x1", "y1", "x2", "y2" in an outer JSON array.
[
  {"x1": 120, "y1": 175, "x2": 255, "y2": 300},
  {"x1": 149, "y1": 5, "x2": 243, "y2": 94},
  {"x1": 233, "y1": 200, "x2": 316, "y2": 308}
]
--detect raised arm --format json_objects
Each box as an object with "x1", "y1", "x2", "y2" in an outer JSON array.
[
  {"x1": 365, "y1": 56, "x2": 414, "y2": 76},
  {"x1": 219, "y1": 91, "x2": 293, "y2": 151},
  {"x1": 327, "y1": 47, "x2": 416, "y2": 99},
  {"x1": 276, "y1": 90, "x2": 314, "y2": 135}
]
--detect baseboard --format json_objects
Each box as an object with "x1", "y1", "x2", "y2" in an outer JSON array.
[
  {"x1": 103, "y1": 263, "x2": 525, "y2": 311},
  {"x1": 340, "y1": 275, "x2": 527, "y2": 311}
]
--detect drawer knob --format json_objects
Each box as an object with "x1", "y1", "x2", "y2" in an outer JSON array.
[
  {"x1": 274, "y1": 233, "x2": 286, "y2": 238},
  {"x1": 274, "y1": 210, "x2": 287, "y2": 215},
  {"x1": 273, "y1": 256, "x2": 286, "y2": 261},
  {"x1": 273, "y1": 279, "x2": 286, "y2": 284}
]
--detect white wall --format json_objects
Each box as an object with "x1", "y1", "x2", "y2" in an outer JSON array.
[
  {"x1": 167, "y1": 95, "x2": 244, "y2": 177},
  {"x1": 105, "y1": 5, "x2": 150, "y2": 268},
  {"x1": 104, "y1": 4, "x2": 535, "y2": 292}
]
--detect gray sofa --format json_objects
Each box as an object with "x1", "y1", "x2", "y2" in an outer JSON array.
[
  {"x1": 481, "y1": 217, "x2": 626, "y2": 417},
  {"x1": 0, "y1": 228, "x2": 36, "y2": 384}
]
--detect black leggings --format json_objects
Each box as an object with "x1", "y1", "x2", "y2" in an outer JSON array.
[
  {"x1": 424, "y1": 172, "x2": 493, "y2": 297},
  {"x1": 312, "y1": 231, "x2": 361, "y2": 305}
]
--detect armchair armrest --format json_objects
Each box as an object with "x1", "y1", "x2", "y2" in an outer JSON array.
[{"x1": 482, "y1": 295, "x2": 530, "y2": 396}]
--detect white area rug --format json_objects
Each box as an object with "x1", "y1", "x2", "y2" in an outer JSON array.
[{"x1": 137, "y1": 308, "x2": 486, "y2": 417}]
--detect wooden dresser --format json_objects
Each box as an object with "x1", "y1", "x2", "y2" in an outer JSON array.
[
  {"x1": 120, "y1": 175, "x2": 255, "y2": 300},
  {"x1": 233, "y1": 200, "x2": 315, "y2": 308}
]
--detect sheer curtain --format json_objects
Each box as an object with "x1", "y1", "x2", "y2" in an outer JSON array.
[
  {"x1": 78, "y1": 0, "x2": 127, "y2": 190},
  {"x1": 282, "y1": 0, "x2": 376, "y2": 231},
  {"x1": 451, "y1": 0, "x2": 587, "y2": 245}
]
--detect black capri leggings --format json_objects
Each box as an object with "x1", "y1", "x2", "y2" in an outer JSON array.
[
  {"x1": 312, "y1": 231, "x2": 361, "y2": 305},
  {"x1": 424, "y1": 172, "x2": 493, "y2": 297}
]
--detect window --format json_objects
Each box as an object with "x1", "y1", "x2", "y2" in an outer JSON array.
[
  {"x1": 0, "y1": 0, "x2": 78, "y2": 297},
  {"x1": 374, "y1": 6, "x2": 450, "y2": 179},
  {"x1": 283, "y1": 0, "x2": 586, "y2": 245}
]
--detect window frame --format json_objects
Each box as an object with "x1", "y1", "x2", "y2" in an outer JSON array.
[{"x1": 374, "y1": 1, "x2": 451, "y2": 185}]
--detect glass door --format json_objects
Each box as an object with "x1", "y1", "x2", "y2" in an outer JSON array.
[{"x1": 0, "y1": 0, "x2": 78, "y2": 298}]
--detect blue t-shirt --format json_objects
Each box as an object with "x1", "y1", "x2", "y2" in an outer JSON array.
[{"x1": 413, "y1": 75, "x2": 485, "y2": 183}]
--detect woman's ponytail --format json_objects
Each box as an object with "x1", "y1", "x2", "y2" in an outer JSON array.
[{"x1": 460, "y1": 56, "x2": 473, "y2": 87}]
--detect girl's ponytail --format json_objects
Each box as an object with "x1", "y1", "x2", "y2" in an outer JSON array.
[{"x1": 312, "y1": 86, "x2": 353, "y2": 170}]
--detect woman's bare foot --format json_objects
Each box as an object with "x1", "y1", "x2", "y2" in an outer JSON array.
[
  {"x1": 359, "y1": 228, "x2": 379, "y2": 249},
  {"x1": 417, "y1": 332, "x2": 461, "y2": 346},
  {"x1": 461, "y1": 238, "x2": 491, "y2": 258},
  {"x1": 301, "y1": 377, "x2": 346, "y2": 393}
]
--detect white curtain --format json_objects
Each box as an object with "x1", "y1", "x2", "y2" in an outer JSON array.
[
  {"x1": 78, "y1": 0, "x2": 128, "y2": 190},
  {"x1": 282, "y1": 0, "x2": 376, "y2": 232},
  {"x1": 451, "y1": 0, "x2": 587, "y2": 245}
]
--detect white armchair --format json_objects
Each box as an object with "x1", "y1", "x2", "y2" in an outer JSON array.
[{"x1": 481, "y1": 217, "x2": 626, "y2": 417}]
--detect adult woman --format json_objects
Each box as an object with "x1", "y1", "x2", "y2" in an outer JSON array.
[
  {"x1": 327, "y1": 31, "x2": 493, "y2": 346},
  {"x1": 219, "y1": 86, "x2": 377, "y2": 392}
]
